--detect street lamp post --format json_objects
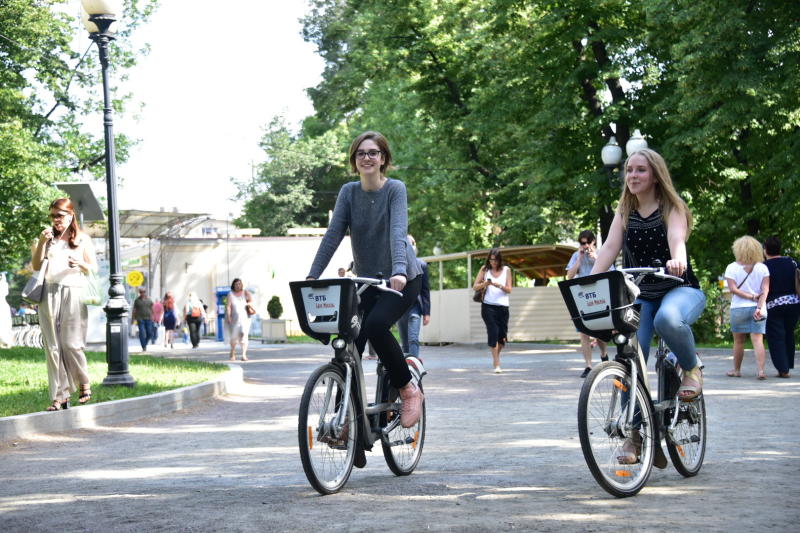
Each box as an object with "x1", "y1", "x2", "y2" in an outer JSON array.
[
  {"x1": 81, "y1": 0, "x2": 135, "y2": 387},
  {"x1": 599, "y1": 129, "x2": 649, "y2": 241}
]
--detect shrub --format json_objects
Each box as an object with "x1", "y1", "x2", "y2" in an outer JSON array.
[{"x1": 267, "y1": 296, "x2": 283, "y2": 319}]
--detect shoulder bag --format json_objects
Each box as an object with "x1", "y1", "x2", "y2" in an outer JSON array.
[
  {"x1": 473, "y1": 270, "x2": 488, "y2": 303},
  {"x1": 22, "y1": 258, "x2": 48, "y2": 304}
]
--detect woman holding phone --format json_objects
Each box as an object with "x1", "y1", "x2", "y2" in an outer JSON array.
[{"x1": 32, "y1": 198, "x2": 97, "y2": 411}]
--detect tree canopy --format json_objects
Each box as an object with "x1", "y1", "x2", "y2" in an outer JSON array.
[
  {"x1": 0, "y1": 0, "x2": 156, "y2": 273},
  {"x1": 238, "y1": 0, "x2": 799, "y2": 280}
]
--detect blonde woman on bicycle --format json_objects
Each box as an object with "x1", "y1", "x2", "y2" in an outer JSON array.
[{"x1": 592, "y1": 149, "x2": 706, "y2": 401}]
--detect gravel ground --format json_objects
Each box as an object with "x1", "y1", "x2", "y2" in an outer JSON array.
[{"x1": 1, "y1": 341, "x2": 798, "y2": 532}]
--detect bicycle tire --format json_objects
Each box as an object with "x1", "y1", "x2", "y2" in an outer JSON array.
[
  {"x1": 578, "y1": 362, "x2": 656, "y2": 497},
  {"x1": 380, "y1": 379, "x2": 425, "y2": 476},
  {"x1": 298, "y1": 364, "x2": 356, "y2": 494},
  {"x1": 666, "y1": 394, "x2": 706, "y2": 477}
]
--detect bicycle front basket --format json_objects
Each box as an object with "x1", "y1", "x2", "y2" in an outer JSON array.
[
  {"x1": 557, "y1": 271, "x2": 639, "y2": 341},
  {"x1": 289, "y1": 278, "x2": 361, "y2": 345}
]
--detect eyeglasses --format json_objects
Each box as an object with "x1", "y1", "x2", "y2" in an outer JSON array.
[
  {"x1": 355, "y1": 150, "x2": 382, "y2": 160},
  {"x1": 489, "y1": 256, "x2": 499, "y2": 261},
  {"x1": 579, "y1": 240, "x2": 591, "y2": 245},
  {"x1": 49, "y1": 212, "x2": 69, "y2": 220}
]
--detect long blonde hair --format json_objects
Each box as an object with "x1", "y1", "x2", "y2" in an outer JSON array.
[{"x1": 617, "y1": 148, "x2": 693, "y2": 236}]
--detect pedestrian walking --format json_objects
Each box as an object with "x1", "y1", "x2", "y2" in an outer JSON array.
[
  {"x1": 397, "y1": 235, "x2": 430, "y2": 358},
  {"x1": 473, "y1": 247, "x2": 512, "y2": 373},
  {"x1": 565, "y1": 229, "x2": 610, "y2": 377},
  {"x1": 132, "y1": 288, "x2": 155, "y2": 351},
  {"x1": 762, "y1": 236, "x2": 800, "y2": 378},
  {"x1": 724, "y1": 236, "x2": 770, "y2": 379},
  {"x1": 32, "y1": 198, "x2": 97, "y2": 411},
  {"x1": 183, "y1": 292, "x2": 206, "y2": 348},
  {"x1": 226, "y1": 278, "x2": 253, "y2": 361}
]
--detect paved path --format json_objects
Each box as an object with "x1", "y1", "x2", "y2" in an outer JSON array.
[{"x1": 1, "y1": 341, "x2": 798, "y2": 532}]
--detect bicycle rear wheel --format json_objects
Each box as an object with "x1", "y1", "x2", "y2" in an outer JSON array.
[
  {"x1": 381, "y1": 381, "x2": 425, "y2": 476},
  {"x1": 298, "y1": 364, "x2": 356, "y2": 494},
  {"x1": 667, "y1": 394, "x2": 706, "y2": 477},
  {"x1": 578, "y1": 362, "x2": 656, "y2": 497}
]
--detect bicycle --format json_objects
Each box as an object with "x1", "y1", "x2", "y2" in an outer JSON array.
[
  {"x1": 289, "y1": 276, "x2": 427, "y2": 495},
  {"x1": 559, "y1": 266, "x2": 707, "y2": 497}
]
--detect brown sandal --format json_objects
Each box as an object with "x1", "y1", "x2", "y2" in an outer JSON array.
[{"x1": 78, "y1": 384, "x2": 92, "y2": 405}]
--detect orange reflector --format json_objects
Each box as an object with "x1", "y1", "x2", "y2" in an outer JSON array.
[
  {"x1": 677, "y1": 445, "x2": 685, "y2": 457},
  {"x1": 615, "y1": 470, "x2": 632, "y2": 477},
  {"x1": 411, "y1": 430, "x2": 419, "y2": 450},
  {"x1": 613, "y1": 379, "x2": 628, "y2": 392},
  {"x1": 307, "y1": 426, "x2": 314, "y2": 450}
]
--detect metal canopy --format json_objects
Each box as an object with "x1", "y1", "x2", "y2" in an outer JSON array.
[
  {"x1": 54, "y1": 182, "x2": 105, "y2": 221},
  {"x1": 421, "y1": 244, "x2": 577, "y2": 281},
  {"x1": 84, "y1": 209, "x2": 210, "y2": 239}
]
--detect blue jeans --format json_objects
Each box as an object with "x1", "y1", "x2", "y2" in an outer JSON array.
[
  {"x1": 636, "y1": 286, "x2": 706, "y2": 370},
  {"x1": 397, "y1": 302, "x2": 422, "y2": 357},
  {"x1": 138, "y1": 319, "x2": 155, "y2": 349}
]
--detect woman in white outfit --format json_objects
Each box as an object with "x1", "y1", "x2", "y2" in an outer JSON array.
[
  {"x1": 473, "y1": 248, "x2": 512, "y2": 373},
  {"x1": 32, "y1": 198, "x2": 97, "y2": 411},
  {"x1": 225, "y1": 278, "x2": 253, "y2": 361}
]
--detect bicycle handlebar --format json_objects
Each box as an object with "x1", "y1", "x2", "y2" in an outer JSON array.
[
  {"x1": 619, "y1": 266, "x2": 684, "y2": 284},
  {"x1": 350, "y1": 276, "x2": 404, "y2": 297}
]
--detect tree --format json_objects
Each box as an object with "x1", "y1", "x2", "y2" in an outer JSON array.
[
  {"x1": 243, "y1": 0, "x2": 800, "y2": 275},
  {"x1": 0, "y1": 0, "x2": 157, "y2": 272}
]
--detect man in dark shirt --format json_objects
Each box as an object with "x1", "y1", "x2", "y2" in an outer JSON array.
[{"x1": 132, "y1": 288, "x2": 155, "y2": 351}]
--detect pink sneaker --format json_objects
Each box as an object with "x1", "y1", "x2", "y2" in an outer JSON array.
[{"x1": 398, "y1": 381, "x2": 424, "y2": 428}]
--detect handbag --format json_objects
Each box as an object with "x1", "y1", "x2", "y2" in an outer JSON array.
[
  {"x1": 472, "y1": 288, "x2": 485, "y2": 303},
  {"x1": 21, "y1": 258, "x2": 48, "y2": 304},
  {"x1": 80, "y1": 270, "x2": 103, "y2": 306},
  {"x1": 245, "y1": 303, "x2": 256, "y2": 317}
]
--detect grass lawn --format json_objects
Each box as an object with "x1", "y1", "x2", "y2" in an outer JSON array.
[{"x1": 0, "y1": 347, "x2": 228, "y2": 418}]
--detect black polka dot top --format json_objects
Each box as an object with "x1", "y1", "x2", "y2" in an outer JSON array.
[{"x1": 625, "y1": 209, "x2": 700, "y2": 300}]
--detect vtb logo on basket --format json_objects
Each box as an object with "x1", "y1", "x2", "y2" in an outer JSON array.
[{"x1": 578, "y1": 290, "x2": 606, "y2": 308}]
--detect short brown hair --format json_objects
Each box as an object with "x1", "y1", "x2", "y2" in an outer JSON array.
[{"x1": 348, "y1": 131, "x2": 393, "y2": 174}]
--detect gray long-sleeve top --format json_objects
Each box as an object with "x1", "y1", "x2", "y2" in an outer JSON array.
[{"x1": 308, "y1": 178, "x2": 422, "y2": 282}]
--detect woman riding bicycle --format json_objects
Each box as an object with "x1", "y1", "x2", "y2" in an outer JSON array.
[
  {"x1": 592, "y1": 148, "x2": 706, "y2": 403},
  {"x1": 306, "y1": 131, "x2": 424, "y2": 428}
]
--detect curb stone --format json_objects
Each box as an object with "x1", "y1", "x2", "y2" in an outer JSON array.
[{"x1": 0, "y1": 364, "x2": 243, "y2": 443}]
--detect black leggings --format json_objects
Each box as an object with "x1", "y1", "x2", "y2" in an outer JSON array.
[{"x1": 356, "y1": 276, "x2": 422, "y2": 388}]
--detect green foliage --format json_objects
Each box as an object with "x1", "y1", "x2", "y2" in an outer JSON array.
[
  {"x1": 267, "y1": 295, "x2": 284, "y2": 319},
  {"x1": 238, "y1": 0, "x2": 800, "y2": 286},
  {"x1": 234, "y1": 118, "x2": 351, "y2": 235},
  {"x1": 0, "y1": 0, "x2": 157, "y2": 273}
]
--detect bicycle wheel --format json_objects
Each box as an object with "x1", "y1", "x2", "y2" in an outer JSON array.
[
  {"x1": 298, "y1": 364, "x2": 357, "y2": 495},
  {"x1": 666, "y1": 394, "x2": 706, "y2": 477},
  {"x1": 381, "y1": 381, "x2": 425, "y2": 476},
  {"x1": 578, "y1": 362, "x2": 656, "y2": 497}
]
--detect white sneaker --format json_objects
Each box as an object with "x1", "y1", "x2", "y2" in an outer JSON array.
[
  {"x1": 494, "y1": 366, "x2": 502, "y2": 374},
  {"x1": 405, "y1": 356, "x2": 427, "y2": 383}
]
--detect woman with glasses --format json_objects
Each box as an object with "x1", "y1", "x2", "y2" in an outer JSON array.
[
  {"x1": 307, "y1": 131, "x2": 425, "y2": 432},
  {"x1": 32, "y1": 198, "x2": 97, "y2": 411},
  {"x1": 566, "y1": 230, "x2": 610, "y2": 377},
  {"x1": 473, "y1": 248, "x2": 512, "y2": 373}
]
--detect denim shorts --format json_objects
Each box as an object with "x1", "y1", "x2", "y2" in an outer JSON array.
[{"x1": 730, "y1": 306, "x2": 766, "y2": 334}]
